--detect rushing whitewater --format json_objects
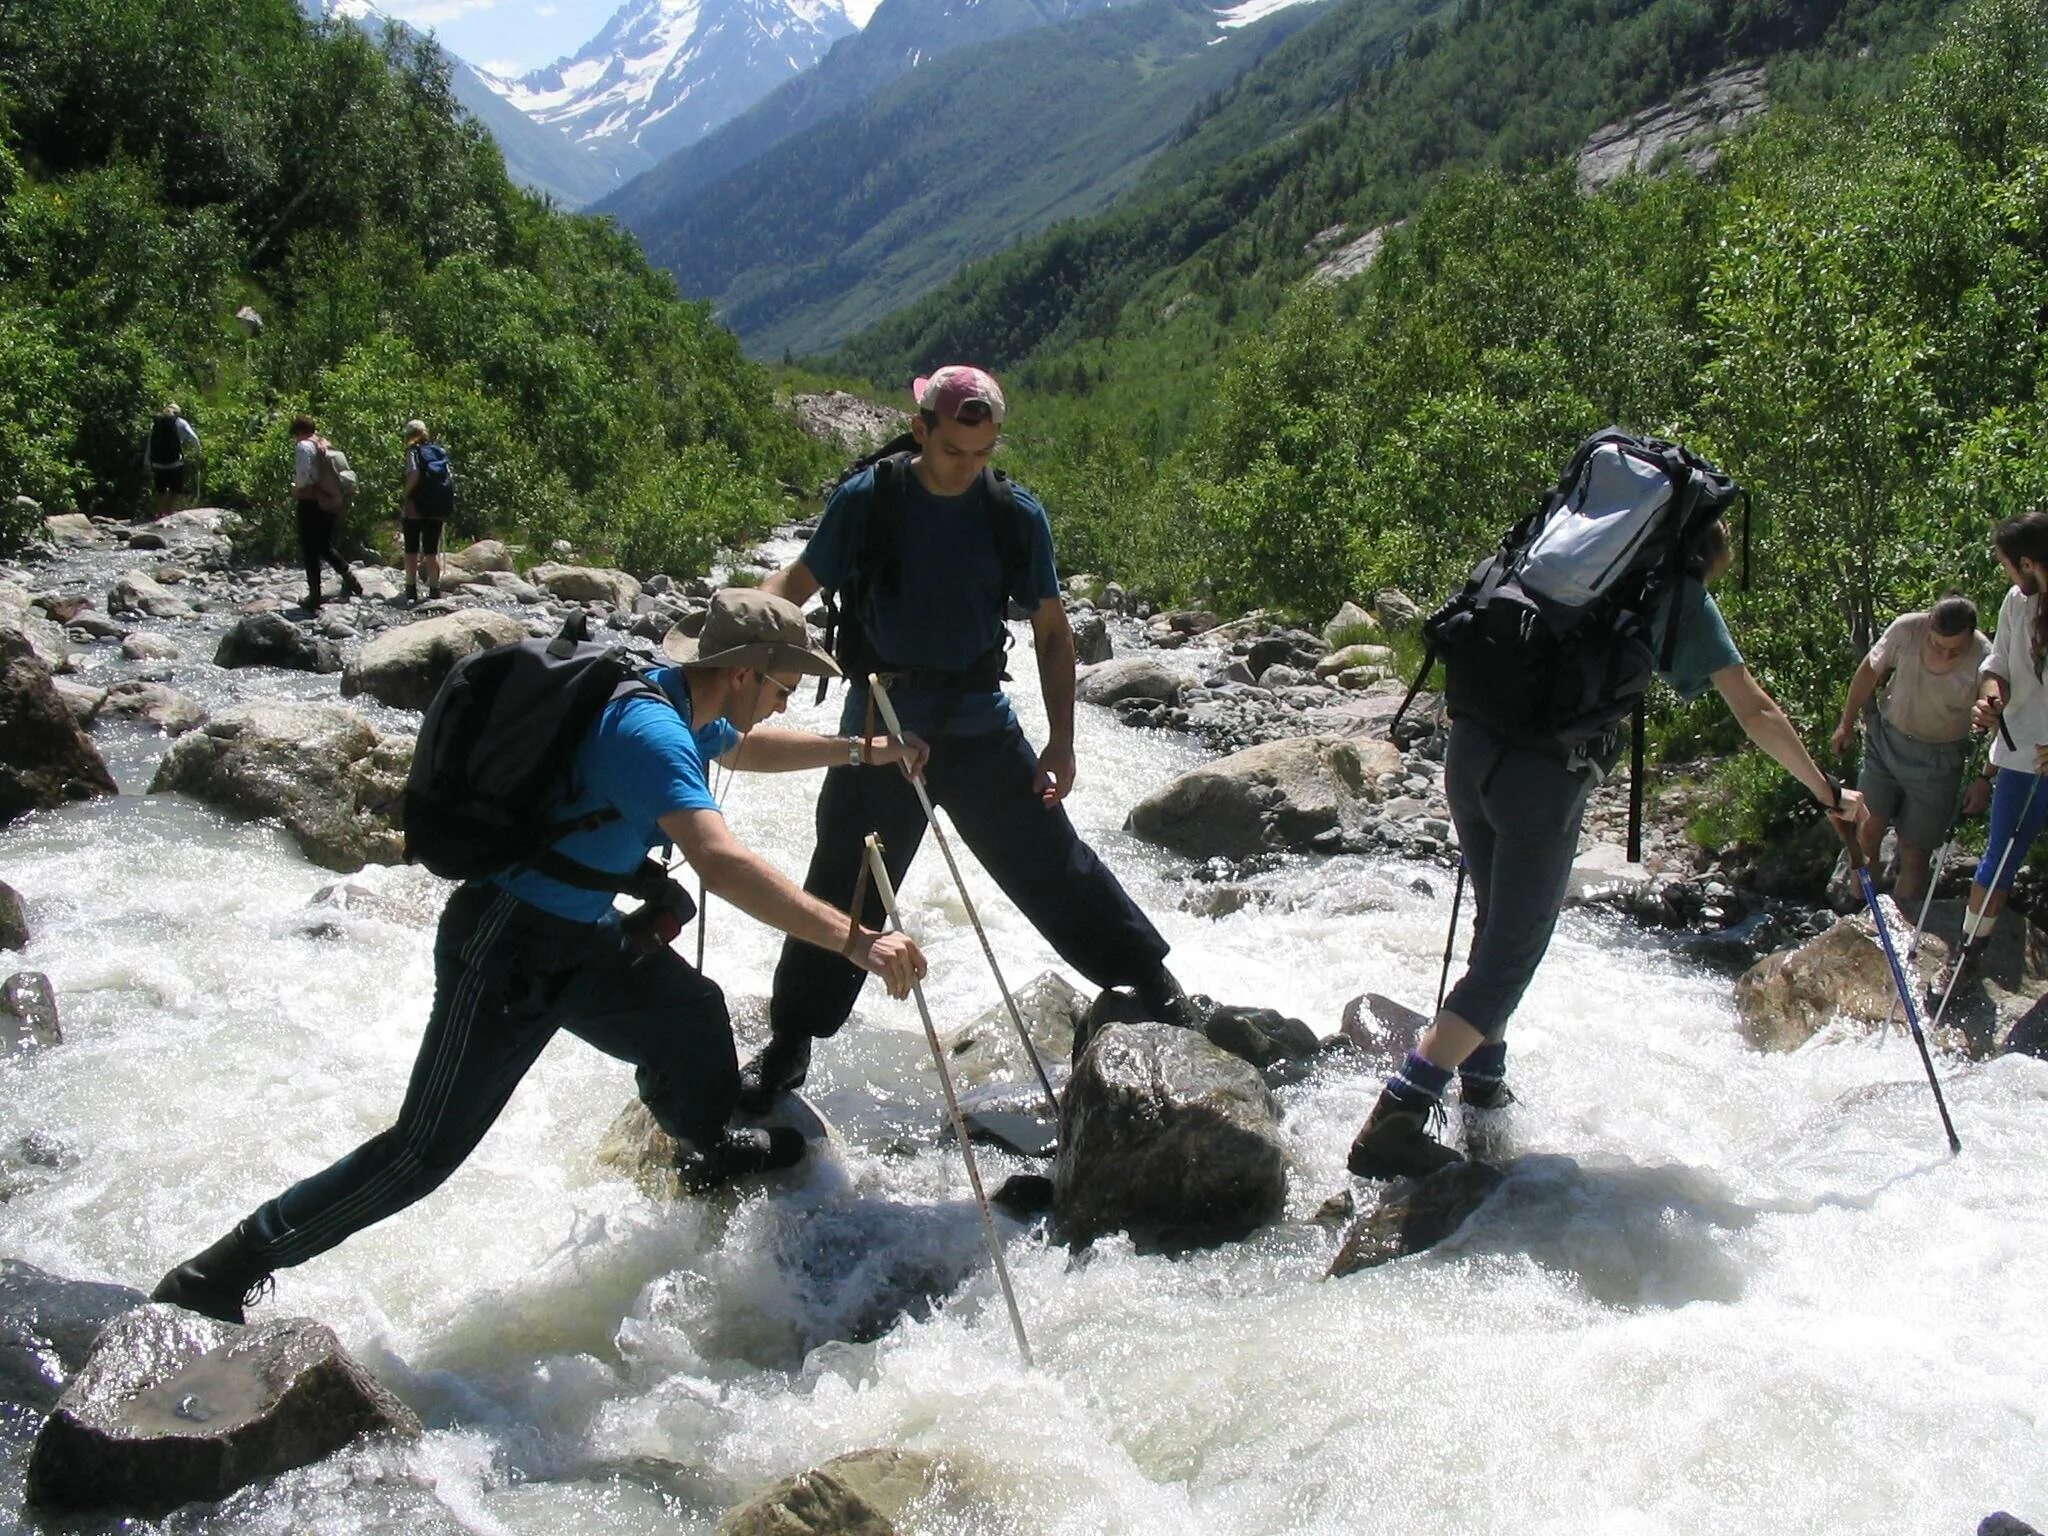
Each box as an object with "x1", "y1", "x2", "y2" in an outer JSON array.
[{"x1": 2, "y1": 537, "x2": 2044, "y2": 1535}]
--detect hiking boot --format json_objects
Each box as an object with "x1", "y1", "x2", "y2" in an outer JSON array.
[
  {"x1": 1347, "y1": 1089, "x2": 1464, "y2": 1181},
  {"x1": 298, "y1": 592, "x2": 322, "y2": 612},
  {"x1": 1133, "y1": 965, "x2": 1196, "y2": 1028},
  {"x1": 150, "y1": 1220, "x2": 274, "y2": 1325},
  {"x1": 403, "y1": 582, "x2": 419, "y2": 604},
  {"x1": 735, "y1": 1032, "x2": 812, "y2": 1115},
  {"x1": 341, "y1": 570, "x2": 364, "y2": 599},
  {"x1": 427, "y1": 585, "x2": 441, "y2": 600},
  {"x1": 1460, "y1": 1077, "x2": 1516, "y2": 1112},
  {"x1": 676, "y1": 1126, "x2": 806, "y2": 1193},
  {"x1": 1928, "y1": 936, "x2": 1989, "y2": 1007}
]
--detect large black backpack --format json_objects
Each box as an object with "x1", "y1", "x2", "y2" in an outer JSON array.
[
  {"x1": 1393, "y1": 427, "x2": 1746, "y2": 857},
  {"x1": 147, "y1": 414, "x2": 185, "y2": 468},
  {"x1": 813, "y1": 432, "x2": 1030, "y2": 698},
  {"x1": 403, "y1": 612, "x2": 684, "y2": 906}
]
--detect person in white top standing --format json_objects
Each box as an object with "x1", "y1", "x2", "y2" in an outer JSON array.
[
  {"x1": 1832, "y1": 596, "x2": 1991, "y2": 909},
  {"x1": 1952, "y1": 512, "x2": 2048, "y2": 989}
]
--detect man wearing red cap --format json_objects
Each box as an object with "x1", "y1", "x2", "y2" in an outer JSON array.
[{"x1": 742, "y1": 365, "x2": 1184, "y2": 1108}]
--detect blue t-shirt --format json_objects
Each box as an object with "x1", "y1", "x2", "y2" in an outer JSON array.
[
  {"x1": 494, "y1": 666, "x2": 740, "y2": 923},
  {"x1": 1651, "y1": 579, "x2": 1744, "y2": 701},
  {"x1": 801, "y1": 463, "x2": 1061, "y2": 737}
]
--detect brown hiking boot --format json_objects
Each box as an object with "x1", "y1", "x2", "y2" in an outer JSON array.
[{"x1": 1347, "y1": 1089, "x2": 1465, "y2": 1181}]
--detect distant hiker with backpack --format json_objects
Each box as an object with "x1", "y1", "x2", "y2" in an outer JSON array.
[
  {"x1": 144, "y1": 403, "x2": 200, "y2": 518},
  {"x1": 739, "y1": 365, "x2": 1189, "y2": 1111},
  {"x1": 1831, "y1": 596, "x2": 1991, "y2": 910},
  {"x1": 290, "y1": 414, "x2": 363, "y2": 611},
  {"x1": 150, "y1": 589, "x2": 930, "y2": 1326},
  {"x1": 400, "y1": 418, "x2": 455, "y2": 603},
  {"x1": 1352, "y1": 430, "x2": 1862, "y2": 1180},
  {"x1": 1936, "y1": 512, "x2": 2048, "y2": 997}
]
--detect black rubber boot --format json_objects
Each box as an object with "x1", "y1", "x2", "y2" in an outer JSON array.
[
  {"x1": 677, "y1": 1126, "x2": 806, "y2": 1193},
  {"x1": 1347, "y1": 1089, "x2": 1464, "y2": 1181},
  {"x1": 150, "y1": 1220, "x2": 274, "y2": 1325},
  {"x1": 735, "y1": 1032, "x2": 813, "y2": 1115}
]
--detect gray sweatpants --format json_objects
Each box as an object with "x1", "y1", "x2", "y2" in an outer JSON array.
[{"x1": 1441, "y1": 716, "x2": 1599, "y2": 1040}]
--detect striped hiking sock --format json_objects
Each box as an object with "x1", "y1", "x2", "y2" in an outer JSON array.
[
  {"x1": 1460, "y1": 1038, "x2": 1507, "y2": 1093},
  {"x1": 1386, "y1": 1050, "x2": 1453, "y2": 1110}
]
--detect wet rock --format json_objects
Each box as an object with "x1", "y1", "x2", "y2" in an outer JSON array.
[
  {"x1": 43, "y1": 514, "x2": 98, "y2": 548},
  {"x1": 1327, "y1": 1161, "x2": 1506, "y2": 1276},
  {"x1": 149, "y1": 702, "x2": 409, "y2": 872},
  {"x1": 51, "y1": 679, "x2": 106, "y2": 725},
  {"x1": 0, "y1": 880, "x2": 24, "y2": 950},
  {"x1": 941, "y1": 969, "x2": 1087, "y2": 1087},
  {"x1": 1072, "y1": 610, "x2": 1112, "y2": 665},
  {"x1": 1564, "y1": 842, "x2": 1655, "y2": 906},
  {"x1": 119, "y1": 632, "x2": 183, "y2": 663},
  {"x1": 3, "y1": 972, "x2": 61, "y2": 1050},
  {"x1": 1733, "y1": 911, "x2": 1906, "y2": 1051},
  {"x1": 1125, "y1": 735, "x2": 1402, "y2": 859},
  {"x1": 214, "y1": 611, "x2": 342, "y2": 674},
  {"x1": 0, "y1": 1261, "x2": 148, "y2": 1410},
  {"x1": 1054, "y1": 1021, "x2": 1288, "y2": 1248},
  {"x1": 953, "y1": 1079, "x2": 1062, "y2": 1157},
  {"x1": 0, "y1": 637, "x2": 118, "y2": 826},
  {"x1": 718, "y1": 1447, "x2": 942, "y2": 1536},
  {"x1": 26, "y1": 1308, "x2": 421, "y2": 1515},
  {"x1": 1200, "y1": 1002, "x2": 1322, "y2": 1078},
  {"x1": 107, "y1": 570, "x2": 193, "y2": 620},
  {"x1": 529, "y1": 563, "x2": 640, "y2": 610},
  {"x1": 98, "y1": 679, "x2": 207, "y2": 736},
  {"x1": 1340, "y1": 991, "x2": 1430, "y2": 1059},
  {"x1": 596, "y1": 1094, "x2": 833, "y2": 1200},
  {"x1": 339, "y1": 609, "x2": 526, "y2": 711},
  {"x1": 1076, "y1": 655, "x2": 1184, "y2": 708},
  {"x1": 1980, "y1": 1515, "x2": 2045, "y2": 1536},
  {"x1": 992, "y1": 1173, "x2": 1056, "y2": 1217},
  {"x1": 1314, "y1": 1189, "x2": 1357, "y2": 1226}
]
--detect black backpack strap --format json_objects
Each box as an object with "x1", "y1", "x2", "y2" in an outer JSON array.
[
  {"x1": 1628, "y1": 693, "x2": 1647, "y2": 863},
  {"x1": 1390, "y1": 645, "x2": 1438, "y2": 746}
]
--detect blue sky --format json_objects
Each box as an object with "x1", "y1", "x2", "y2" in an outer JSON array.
[{"x1": 375, "y1": 0, "x2": 624, "y2": 77}]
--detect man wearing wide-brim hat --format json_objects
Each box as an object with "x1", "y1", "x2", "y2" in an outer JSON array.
[{"x1": 150, "y1": 588, "x2": 931, "y2": 1329}]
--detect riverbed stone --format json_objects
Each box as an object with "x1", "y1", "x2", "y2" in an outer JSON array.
[
  {"x1": 1076, "y1": 656, "x2": 1184, "y2": 707},
  {"x1": 0, "y1": 1262, "x2": 148, "y2": 1411},
  {"x1": 718, "y1": 1447, "x2": 943, "y2": 1536},
  {"x1": 530, "y1": 563, "x2": 640, "y2": 609},
  {"x1": 1313, "y1": 642, "x2": 1394, "y2": 678},
  {"x1": 3, "y1": 972, "x2": 61, "y2": 1051},
  {"x1": 1072, "y1": 610, "x2": 1112, "y2": 665},
  {"x1": 44, "y1": 513, "x2": 97, "y2": 548},
  {"x1": 1200, "y1": 1002, "x2": 1322, "y2": 1076},
  {"x1": 1124, "y1": 735, "x2": 1401, "y2": 859},
  {"x1": 1328, "y1": 1161, "x2": 1507, "y2": 1277},
  {"x1": 107, "y1": 570, "x2": 193, "y2": 620},
  {"x1": 941, "y1": 969, "x2": 1089, "y2": 1086},
  {"x1": 1054, "y1": 1021, "x2": 1288, "y2": 1248},
  {"x1": 214, "y1": 612, "x2": 341, "y2": 674},
  {"x1": 1374, "y1": 588, "x2": 1422, "y2": 632},
  {"x1": 445, "y1": 538, "x2": 514, "y2": 573},
  {"x1": 339, "y1": 608, "x2": 526, "y2": 711},
  {"x1": 98, "y1": 680, "x2": 207, "y2": 736},
  {"x1": 1322, "y1": 601, "x2": 1377, "y2": 646},
  {"x1": 26, "y1": 1308, "x2": 421, "y2": 1515},
  {"x1": 1733, "y1": 911, "x2": 1905, "y2": 1051},
  {"x1": 149, "y1": 702, "x2": 409, "y2": 872},
  {"x1": 0, "y1": 638, "x2": 117, "y2": 826},
  {"x1": 0, "y1": 880, "x2": 24, "y2": 951}
]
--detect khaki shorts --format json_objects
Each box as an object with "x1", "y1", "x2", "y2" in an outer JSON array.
[{"x1": 1859, "y1": 713, "x2": 1967, "y2": 849}]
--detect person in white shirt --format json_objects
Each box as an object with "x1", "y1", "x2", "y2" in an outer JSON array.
[{"x1": 1952, "y1": 512, "x2": 2048, "y2": 987}]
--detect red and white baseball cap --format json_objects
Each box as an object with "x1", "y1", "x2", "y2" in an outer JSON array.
[{"x1": 913, "y1": 365, "x2": 1007, "y2": 425}]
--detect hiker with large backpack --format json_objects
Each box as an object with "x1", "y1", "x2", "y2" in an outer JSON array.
[
  {"x1": 399, "y1": 417, "x2": 455, "y2": 603},
  {"x1": 1350, "y1": 429, "x2": 1862, "y2": 1180},
  {"x1": 144, "y1": 403, "x2": 201, "y2": 518},
  {"x1": 289, "y1": 413, "x2": 363, "y2": 611},
  {"x1": 150, "y1": 589, "x2": 930, "y2": 1327},
  {"x1": 738, "y1": 365, "x2": 1189, "y2": 1112}
]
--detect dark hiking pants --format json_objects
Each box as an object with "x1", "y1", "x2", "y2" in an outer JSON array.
[
  {"x1": 768, "y1": 724, "x2": 1169, "y2": 1041},
  {"x1": 1441, "y1": 715, "x2": 1599, "y2": 1041},
  {"x1": 242, "y1": 883, "x2": 735, "y2": 1271},
  {"x1": 294, "y1": 500, "x2": 351, "y2": 601}
]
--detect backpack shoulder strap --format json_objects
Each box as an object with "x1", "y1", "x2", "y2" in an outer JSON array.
[
  {"x1": 984, "y1": 466, "x2": 1027, "y2": 602},
  {"x1": 858, "y1": 452, "x2": 911, "y2": 596}
]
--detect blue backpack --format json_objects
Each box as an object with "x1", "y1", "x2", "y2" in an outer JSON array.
[{"x1": 412, "y1": 441, "x2": 456, "y2": 518}]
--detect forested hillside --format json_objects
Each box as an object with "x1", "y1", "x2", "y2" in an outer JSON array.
[{"x1": 0, "y1": 0, "x2": 826, "y2": 571}]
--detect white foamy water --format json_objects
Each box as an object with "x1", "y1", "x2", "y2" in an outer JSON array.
[{"x1": 3, "y1": 540, "x2": 2045, "y2": 1534}]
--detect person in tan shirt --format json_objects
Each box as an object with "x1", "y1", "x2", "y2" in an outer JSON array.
[{"x1": 1833, "y1": 595, "x2": 1991, "y2": 908}]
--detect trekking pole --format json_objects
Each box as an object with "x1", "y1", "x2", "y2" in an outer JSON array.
[
  {"x1": 1833, "y1": 817, "x2": 1962, "y2": 1155},
  {"x1": 1435, "y1": 859, "x2": 1466, "y2": 1013},
  {"x1": 867, "y1": 674, "x2": 1060, "y2": 1118},
  {"x1": 864, "y1": 834, "x2": 1034, "y2": 1367},
  {"x1": 1928, "y1": 763, "x2": 2043, "y2": 1038}
]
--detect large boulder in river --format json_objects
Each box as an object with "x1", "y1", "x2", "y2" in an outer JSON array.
[
  {"x1": 0, "y1": 633, "x2": 117, "y2": 826},
  {"x1": 339, "y1": 609, "x2": 525, "y2": 711},
  {"x1": 719, "y1": 1448, "x2": 946, "y2": 1536},
  {"x1": 941, "y1": 969, "x2": 1089, "y2": 1087},
  {"x1": 0, "y1": 1261, "x2": 147, "y2": 1411},
  {"x1": 1076, "y1": 656, "x2": 1183, "y2": 707},
  {"x1": 1125, "y1": 735, "x2": 1402, "y2": 859},
  {"x1": 214, "y1": 612, "x2": 341, "y2": 674},
  {"x1": 149, "y1": 702, "x2": 409, "y2": 871},
  {"x1": 0, "y1": 879, "x2": 25, "y2": 951},
  {"x1": 529, "y1": 562, "x2": 640, "y2": 609},
  {"x1": 3, "y1": 971, "x2": 61, "y2": 1052},
  {"x1": 1054, "y1": 1021, "x2": 1288, "y2": 1248},
  {"x1": 97, "y1": 680, "x2": 206, "y2": 736},
  {"x1": 107, "y1": 569, "x2": 193, "y2": 620},
  {"x1": 26, "y1": 1306, "x2": 420, "y2": 1515}
]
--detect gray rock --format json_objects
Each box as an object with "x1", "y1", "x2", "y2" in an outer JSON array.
[
  {"x1": 1072, "y1": 611, "x2": 1112, "y2": 665},
  {"x1": 941, "y1": 969, "x2": 1088, "y2": 1087},
  {"x1": 1201, "y1": 1002, "x2": 1321, "y2": 1075},
  {"x1": 529, "y1": 563, "x2": 640, "y2": 609},
  {"x1": 1564, "y1": 842, "x2": 1655, "y2": 906},
  {"x1": 149, "y1": 702, "x2": 409, "y2": 872},
  {"x1": 0, "y1": 880, "x2": 24, "y2": 950},
  {"x1": 1257, "y1": 663, "x2": 1307, "y2": 690},
  {"x1": 444, "y1": 539, "x2": 514, "y2": 574},
  {"x1": 1054, "y1": 1021, "x2": 1287, "y2": 1248},
  {"x1": 0, "y1": 635, "x2": 117, "y2": 827},
  {"x1": 214, "y1": 612, "x2": 341, "y2": 674},
  {"x1": 26, "y1": 1309, "x2": 421, "y2": 1515},
  {"x1": 339, "y1": 609, "x2": 526, "y2": 711},
  {"x1": 1076, "y1": 656, "x2": 1184, "y2": 708},
  {"x1": 1340, "y1": 992, "x2": 1430, "y2": 1059},
  {"x1": 3, "y1": 972, "x2": 60, "y2": 1050},
  {"x1": 1099, "y1": 581, "x2": 1128, "y2": 614},
  {"x1": 107, "y1": 570, "x2": 193, "y2": 620},
  {"x1": 1124, "y1": 735, "x2": 1404, "y2": 859},
  {"x1": 98, "y1": 681, "x2": 206, "y2": 736},
  {"x1": 1212, "y1": 659, "x2": 1259, "y2": 687},
  {"x1": 1314, "y1": 642, "x2": 1395, "y2": 677},
  {"x1": 787, "y1": 391, "x2": 911, "y2": 455},
  {"x1": 118, "y1": 632, "x2": 182, "y2": 662},
  {"x1": 1321, "y1": 600, "x2": 1376, "y2": 646},
  {"x1": 43, "y1": 514, "x2": 98, "y2": 548},
  {"x1": 0, "y1": 1261, "x2": 149, "y2": 1411},
  {"x1": 718, "y1": 1447, "x2": 942, "y2": 1536},
  {"x1": 1373, "y1": 588, "x2": 1422, "y2": 631},
  {"x1": 1577, "y1": 63, "x2": 1768, "y2": 192},
  {"x1": 1328, "y1": 1161, "x2": 1506, "y2": 1277},
  {"x1": 67, "y1": 614, "x2": 127, "y2": 642}
]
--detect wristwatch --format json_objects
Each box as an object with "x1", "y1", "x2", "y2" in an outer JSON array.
[{"x1": 848, "y1": 736, "x2": 866, "y2": 767}]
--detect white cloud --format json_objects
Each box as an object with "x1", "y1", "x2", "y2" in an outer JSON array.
[{"x1": 379, "y1": 0, "x2": 506, "y2": 24}]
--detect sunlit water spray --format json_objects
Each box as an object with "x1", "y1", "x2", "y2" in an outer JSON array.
[{"x1": 2, "y1": 538, "x2": 2044, "y2": 1533}]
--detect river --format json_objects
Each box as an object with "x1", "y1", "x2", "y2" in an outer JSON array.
[{"x1": 1, "y1": 530, "x2": 2042, "y2": 1534}]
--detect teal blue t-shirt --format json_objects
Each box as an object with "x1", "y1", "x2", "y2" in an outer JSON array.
[
  {"x1": 802, "y1": 463, "x2": 1060, "y2": 737},
  {"x1": 1651, "y1": 579, "x2": 1744, "y2": 701},
  {"x1": 493, "y1": 666, "x2": 739, "y2": 923}
]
